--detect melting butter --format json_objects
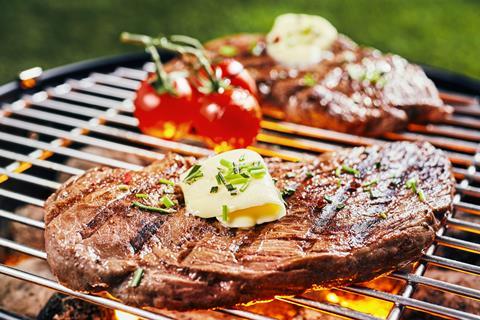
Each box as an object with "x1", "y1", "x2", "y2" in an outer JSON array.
[
  {"x1": 179, "y1": 149, "x2": 286, "y2": 228},
  {"x1": 266, "y1": 13, "x2": 338, "y2": 69}
]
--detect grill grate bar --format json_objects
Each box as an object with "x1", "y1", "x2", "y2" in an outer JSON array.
[
  {"x1": 342, "y1": 286, "x2": 480, "y2": 320},
  {"x1": 390, "y1": 271, "x2": 480, "y2": 301},
  {"x1": 0, "y1": 264, "x2": 174, "y2": 320},
  {"x1": 0, "y1": 237, "x2": 47, "y2": 260},
  {"x1": 0, "y1": 131, "x2": 143, "y2": 170},
  {"x1": 276, "y1": 296, "x2": 382, "y2": 320},
  {"x1": 422, "y1": 254, "x2": 480, "y2": 275},
  {"x1": 0, "y1": 209, "x2": 45, "y2": 229},
  {"x1": 447, "y1": 216, "x2": 480, "y2": 234},
  {"x1": 0, "y1": 168, "x2": 60, "y2": 190},
  {"x1": 0, "y1": 188, "x2": 44, "y2": 207},
  {"x1": 49, "y1": 89, "x2": 134, "y2": 112},
  {"x1": 67, "y1": 78, "x2": 136, "y2": 100},
  {"x1": 436, "y1": 234, "x2": 480, "y2": 254},
  {"x1": 90, "y1": 72, "x2": 140, "y2": 90}
]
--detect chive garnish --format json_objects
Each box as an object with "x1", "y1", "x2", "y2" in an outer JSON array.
[
  {"x1": 375, "y1": 162, "x2": 381, "y2": 169},
  {"x1": 250, "y1": 168, "x2": 266, "y2": 178},
  {"x1": 217, "y1": 172, "x2": 228, "y2": 186},
  {"x1": 239, "y1": 154, "x2": 246, "y2": 162},
  {"x1": 118, "y1": 184, "x2": 129, "y2": 191},
  {"x1": 222, "y1": 205, "x2": 229, "y2": 221},
  {"x1": 405, "y1": 177, "x2": 426, "y2": 202},
  {"x1": 135, "y1": 193, "x2": 148, "y2": 199},
  {"x1": 335, "y1": 166, "x2": 342, "y2": 177},
  {"x1": 303, "y1": 73, "x2": 316, "y2": 87},
  {"x1": 219, "y1": 45, "x2": 238, "y2": 57},
  {"x1": 306, "y1": 172, "x2": 313, "y2": 178},
  {"x1": 378, "y1": 212, "x2": 388, "y2": 219},
  {"x1": 282, "y1": 187, "x2": 296, "y2": 198},
  {"x1": 323, "y1": 195, "x2": 333, "y2": 203},
  {"x1": 132, "y1": 201, "x2": 174, "y2": 213},
  {"x1": 240, "y1": 182, "x2": 250, "y2": 192},
  {"x1": 160, "y1": 195, "x2": 175, "y2": 208},
  {"x1": 417, "y1": 189, "x2": 426, "y2": 202},
  {"x1": 341, "y1": 165, "x2": 360, "y2": 176},
  {"x1": 220, "y1": 158, "x2": 233, "y2": 169},
  {"x1": 225, "y1": 184, "x2": 236, "y2": 192},
  {"x1": 337, "y1": 179, "x2": 342, "y2": 187},
  {"x1": 159, "y1": 178, "x2": 175, "y2": 186},
  {"x1": 230, "y1": 177, "x2": 249, "y2": 185},
  {"x1": 335, "y1": 203, "x2": 346, "y2": 211},
  {"x1": 210, "y1": 186, "x2": 219, "y2": 193},
  {"x1": 362, "y1": 178, "x2": 379, "y2": 187},
  {"x1": 184, "y1": 165, "x2": 202, "y2": 184},
  {"x1": 130, "y1": 268, "x2": 144, "y2": 287}
]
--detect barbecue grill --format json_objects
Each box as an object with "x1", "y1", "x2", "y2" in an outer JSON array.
[{"x1": 0, "y1": 51, "x2": 479, "y2": 320}]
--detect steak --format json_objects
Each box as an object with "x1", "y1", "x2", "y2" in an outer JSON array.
[
  {"x1": 44, "y1": 142, "x2": 454, "y2": 310},
  {"x1": 200, "y1": 34, "x2": 452, "y2": 136}
]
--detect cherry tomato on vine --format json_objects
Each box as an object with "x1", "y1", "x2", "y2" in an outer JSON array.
[
  {"x1": 194, "y1": 87, "x2": 261, "y2": 152},
  {"x1": 134, "y1": 73, "x2": 197, "y2": 140}
]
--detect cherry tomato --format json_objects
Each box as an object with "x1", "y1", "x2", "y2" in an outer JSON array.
[
  {"x1": 134, "y1": 74, "x2": 197, "y2": 140},
  {"x1": 215, "y1": 59, "x2": 257, "y2": 96},
  {"x1": 194, "y1": 59, "x2": 257, "y2": 96},
  {"x1": 194, "y1": 88, "x2": 261, "y2": 152}
]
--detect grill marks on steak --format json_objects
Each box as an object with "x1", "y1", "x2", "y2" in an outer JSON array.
[
  {"x1": 44, "y1": 142, "x2": 454, "y2": 310},
  {"x1": 202, "y1": 34, "x2": 452, "y2": 136}
]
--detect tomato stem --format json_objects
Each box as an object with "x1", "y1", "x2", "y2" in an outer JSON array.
[{"x1": 120, "y1": 32, "x2": 173, "y2": 94}]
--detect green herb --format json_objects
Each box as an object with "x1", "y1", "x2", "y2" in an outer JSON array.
[
  {"x1": 132, "y1": 201, "x2": 174, "y2": 213},
  {"x1": 225, "y1": 183, "x2": 236, "y2": 192},
  {"x1": 342, "y1": 165, "x2": 360, "y2": 176},
  {"x1": 306, "y1": 171, "x2": 313, "y2": 178},
  {"x1": 184, "y1": 165, "x2": 203, "y2": 184},
  {"x1": 417, "y1": 189, "x2": 426, "y2": 202},
  {"x1": 337, "y1": 179, "x2": 342, "y2": 187},
  {"x1": 362, "y1": 178, "x2": 379, "y2": 187},
  {"x1": 240, "y1": 182, "x2": 250, "y2": 192},
  {"x1": 160, "y1": 195, "x2": 175, "y2": 208},
  {"x1": 118, "y1": 184, "x2": 129, "y2": 191},
  {"x1": 405, "y1": 178, "x2": 417, "y2": 193},
  {"x1": 210, "y1": 186, "x2": 219, "y2": 193},
  {"x1": 375, "y1": 162, "x2": 381, "y2": 169},
  {"x1": 230, "y1": 177, "x2": 249, "y2": 185},
  {"x1": 158, "y1": 178, "x2": 175, "y2": 186},
  {"x1": 282, "y1": 187, "x2": 296, "y2": 198},
  {"x1": 323, "y1": 195, "x2": 333, "y2": 203},
  {"x1": 303, "y1": 73, "x2": 316, "y2": 87},
  {"x1": 239, "y1": 154, "x2": 246, "y2": 162},
  {"x1": 250, "y1": 168, "x2": 266, "y2": 178},
  {"x1": 335, "y1": 203, "x2": 346, "y2": 211},
  {"x1": 130, "y1": 268, "x2": 144, "y2": 287},
  {"x1": 220, "y1": 158, "x2": 233, "y2": 169},
  {"x1": 335, "y1": 166, "x2": 342, "y2": 177},
  {"x1": 219, "y1": 45, "x2": 238, "y2": 57},
  {"x1": 378, "y1": 212, "x2": 388, "y2": 219},
  {"x1": 135, "y1": 193, "x2": 148, "y2": 199},
  {"x1": 217, "y1": 172, "x2": 228, "y2": 186},
  {"x1": 222, "y1": 205, "x2": 229, "y2": 221}
]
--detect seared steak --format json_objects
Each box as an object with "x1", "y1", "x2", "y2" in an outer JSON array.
[
  {"x1": 45, "y1": 142, "x2": 454, "y2": 310},
  {"x1": 202, "y1": 34, "x2": 452, "y2": 136}
]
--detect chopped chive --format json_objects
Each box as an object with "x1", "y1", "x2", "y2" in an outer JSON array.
[
  {"x1": 282, "y1": 187, "x2": 296, "y2": 198},
  {"x1": 335, "y1": 166, "x2": 342, "y2": 177},
  {"x1": 225, "y1": 184, "x2": 236, "y2": 192},
  {"x1": 375, "y1": 162, "x2": 382, "y2": 169},
  {"x1": 362, "y1": 178, "x2": 379, "y2": 187},
  {"x1": 132, "y1": 201, "x2": 174, "y2": 213},
  {"x1": 184, "y1": 165, "x2": 202, "y2": 184},
  {"x1": 215, "y1": 174, "x2": 222, "y2": 185},
  {"x1": 240, "y1": 173, "x2": 250, "y2": 179},
  {"x1": 240, "y1": 182, "x2": 250, "y2": 192},
  {"x1": 224, "y1": 173, "x2": 243, "y2": 180},
  {"x1": 230, "y1": 190, "x2": 238, "y2": 196},
  {"x1": 118, "y1": 184, "x2": 129, "y2": 191},
  {"x1": 239, "y1": 154, "x2": 246, "y2": 162},
  {"x1": 342, "y1": 165, "x2": 360, "y2": 176},
  {"x1": 135, "y1": 193, "x2": 148, "y2": 199},
  {"x1": 306, "y1": 172, "x2": 313, "y2": 178},
  {"x1": 335, "y1": 203, "x2": 346, "y2": 211},
  {"x1": 220, "y1": 158, "x2": 233, "y2": 169},
  {"x1": 417, "y1": 189, "x2": 426, "y2": 202},
  {"x1": 222, "y1": 205, "x2": 229, "y2": 221},
  {"x1": 217, "y1": 172, "x2": 227, "y2": 186},
  {"x1": 378, "y1": 212, "x2": 388, "y2": 219},
  {"x1": 323, "y1": 195, "x2": 333, "y2": 203},
  {"x1": 160, "y1": 195, "x2": 175, "y2": 208},
  {"x1": 303, "y1": 73, "x2": 316, "y2": 87},
  {"x1": 130, "y1": 268, "x2": 144, "y2": 287},
  {"x1": 250, "y1": 168, "x2": 266, "y2": 178},
  {"x1": 158, "y1": 178, "x2": 175, "y2": 186},
  {"x1": 337, "y1": 179, "x2": 342, "y2": 187},
  {"x1": 210, "y1": 186, "x2": 219, "y2": 193},
  {"x1": 219, "y1": 45, "x2": 238, "y2": 57},
  {"x1": 230, "y1": 177, "x2": 249, "y2": 185},
  {"x1": 405, "y1": 177, "x2": 417, "y2": 193}
]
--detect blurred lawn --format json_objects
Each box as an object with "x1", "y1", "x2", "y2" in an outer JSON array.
[{"x1": 0, "y1": 0, "x2": 479, "y2": 84}]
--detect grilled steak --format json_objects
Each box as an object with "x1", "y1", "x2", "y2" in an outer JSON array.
[
  {"x1": 200, "y1": 34, "x2": 452, "y2": 136},
  {"x1": 45, "y1": 142, "x2": 454, "y2": 310}
]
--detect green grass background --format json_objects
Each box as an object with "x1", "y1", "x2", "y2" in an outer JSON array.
[{"x1": 0, "y1": 0, "x2": 479, "y2": 84}]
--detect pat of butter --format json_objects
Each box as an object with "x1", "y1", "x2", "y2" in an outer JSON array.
[
  {"x1": 266, "y1": 13, "x2": 338, "y2": 69},
  {"x1": 179, "y1": 149, "x2": 286, "y2": 228}
]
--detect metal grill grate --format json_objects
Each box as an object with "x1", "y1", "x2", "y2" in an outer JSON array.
[{"x1": 0, "y1": 55, "x2": 479, "y2": 320}]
